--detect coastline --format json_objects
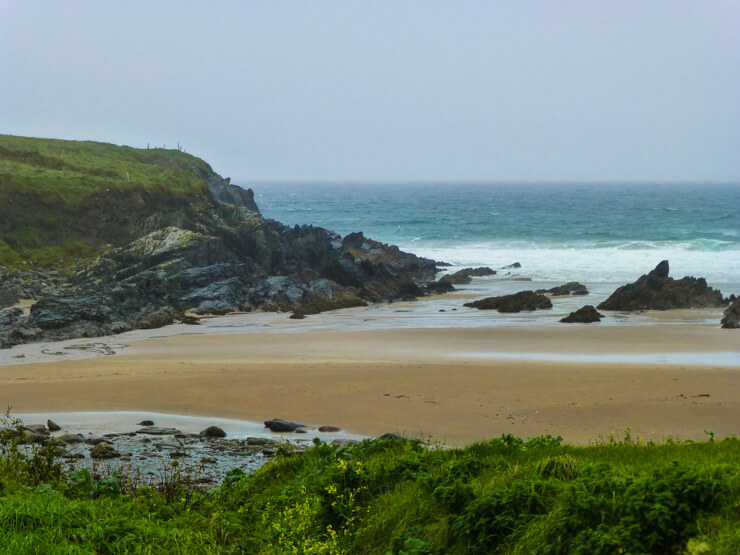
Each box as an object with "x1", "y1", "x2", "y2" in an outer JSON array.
[{"x1": 2, "y1": 323, "x2": 737, "y2": 446}]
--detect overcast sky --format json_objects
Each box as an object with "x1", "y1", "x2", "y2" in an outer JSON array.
[{"x1": 2, "y1": 1, "x2": 738, "y2": 183}]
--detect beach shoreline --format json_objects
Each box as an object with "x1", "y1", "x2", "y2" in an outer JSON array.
[{"x1": 2, "y1": 322, "x2": 737, "y2": 446}]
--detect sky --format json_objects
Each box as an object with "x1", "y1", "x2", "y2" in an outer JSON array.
[{"x1": 1, "y1": 1, "x2": 739, "y2": 183}]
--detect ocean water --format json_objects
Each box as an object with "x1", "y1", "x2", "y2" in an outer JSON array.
[{"x1": 249, "y1": 182, "x2": 740, "y2": 288}]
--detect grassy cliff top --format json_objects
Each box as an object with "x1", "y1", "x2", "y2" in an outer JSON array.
[
  {"x1": 0, "y1": 134, "x2": 222, "y2": 268},
  {"x1": 0, "y1": 134, "x2": 212, "y2": 206}
]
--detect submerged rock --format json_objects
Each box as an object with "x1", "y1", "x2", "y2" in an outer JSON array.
[
  {"x1": 464, "y1": 291, "x2": 552, "y2": 313},
  {"x1": 598, "y1": 261, "x2": 726, "y2": 311},
  {"x1": 560, "y1": 305, "x2": 604, "y2": 323}
]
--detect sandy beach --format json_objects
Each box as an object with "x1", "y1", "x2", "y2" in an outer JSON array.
[{"x1": 2, "y1": 323, "x2": 738, "y2": 445}]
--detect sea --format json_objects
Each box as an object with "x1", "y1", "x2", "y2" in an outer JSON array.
[{"x1": 250, "y1": 182, "x2": 740, "y2": 293}]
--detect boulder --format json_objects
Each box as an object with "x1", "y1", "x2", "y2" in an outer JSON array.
[
  {"x1": 502, "y1": 262, "x2": 522, "y2": 269},
  {"x1": 537, "y1": 282, "x2": 589, "y2": 296},
  {"x1": 59, "y1": 433, "x2": 84, "y2": 444},
  {"x1": 464, "y1": 291, "x2": 552, "y2": 313},
  {"x1": 721, "y1": 298, "x2": 740, "y2": 329},
  {"x1": 23, "y1": 424, "x2": 48, "y2": 434},
  {"x1": 138, "y1": 420, "x2": 155, "y2": 426},
  {"x1": 598, "y1": 261, "x2": 726, "y2": 311},
  {"x1": 264, "y1": 418, "x2": 307, "y2": 433},
  {"x1": 318, "y1": 426, "x2": 341, "y2": 433},
  {"x1": 560, "y1": 305, "x2": 604, "y2": 323},
  {"x1": 90, "y1": 442, "x2": 120, "y2": 459},
  {"x1": 199, "y1": 426, "x2": 227, "y2": 438},
  {"x1": 378, "y1": 432, "x2": 404, "y2": 440},
  {"x1": 47, "y1": 419, "x2": 61, "y2": 432}
]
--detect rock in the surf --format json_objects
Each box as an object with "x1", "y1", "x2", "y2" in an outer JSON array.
[
  {"x1": 264, "y1": 418, "x2": 307, "y2": 432},
  {"x1": 597, "y1": 260, "x2": 726, "y2": 311},
  {"x1": 464, "y1": 291, "x2": 552, "y2": 313}
]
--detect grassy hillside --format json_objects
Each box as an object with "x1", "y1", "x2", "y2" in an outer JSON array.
[
  {"x1": 1, "y1": 426, "x2": 738, "y2": 554},
  {"x1": 0, "y1": 134, "x2": 216, "y2": 268}
]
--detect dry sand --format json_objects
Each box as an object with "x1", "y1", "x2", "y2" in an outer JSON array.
[{"x1": 1, "y1": 325, "x2": 738, "y2": 445}]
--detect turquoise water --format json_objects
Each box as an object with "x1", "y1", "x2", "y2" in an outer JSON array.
[{"x1": 250, "y1": 183, "x2": 740, "y2": 285}]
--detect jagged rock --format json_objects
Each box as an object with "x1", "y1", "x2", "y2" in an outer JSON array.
[
  {"x1": 199, "y1": 426, "x2": 227, "y2": 438},
  {"x1": 264, "y1": 418, "x2": 307, "y2": 432},
  {"x1": 721, "y1": 298, "x2": 740, "y2": 329},
  {"x1": 91, "y1": 442, "x2": 120, "y2": 459},
  {"x1": 47, "y1": 419, "x2": 61, "y2": 431},
  {"x1": 598, "y1": 261, "x2": 725, "y2": 311},
  {"x1": 440, "y1": 267, "x2": 496, "y2": 285},
  {"x1": 318, "y1": 426, "x2": 341, "y2": 433},
  {"x1": 207, "y1": 178, "x2": 260, "y2": 213},
  {"x1": 560, "y1": 305, "x2": 604, "y2": 323},
  {"x1": 537, "y1": 282, "x2": 589, "y2": 296},
  {"x1": 464, "y1": 291, "x2": 552, "y2": 313}
]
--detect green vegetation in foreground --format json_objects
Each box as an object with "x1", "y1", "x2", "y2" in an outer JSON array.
[
  {"x1": 0, "y1": 134, "x2": 213, "y2": 268},
  {"x1": 1, "y1": 426, "x2": 738, "y2": 554}
]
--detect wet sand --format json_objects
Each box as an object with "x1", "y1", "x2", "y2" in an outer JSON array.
[{"x1": 1, "y1": 325, "x2": 738, "y2": 445}]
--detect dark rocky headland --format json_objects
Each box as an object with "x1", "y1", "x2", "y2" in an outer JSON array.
[{"x1": 0, "y1": 135, "x2": 444, "y2": 347}]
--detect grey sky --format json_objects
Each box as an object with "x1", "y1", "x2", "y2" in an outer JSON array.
[{"x1": 2, "y1": 1, "x2": 738, "y2": 183}]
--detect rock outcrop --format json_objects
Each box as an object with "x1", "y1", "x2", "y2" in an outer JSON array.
[
  {"x1": 464, "y1": 291, "x2": 552, "y2": 313},
  {"x1": 560, "y1": 305, "x2": 604, "y2": 323},
  {"x1": 721, "y1": 297, "x2": 740, "y2": 329},
  {"x1": 597, "y1": 261, "x2": 726, "y2": 311},
  {"x1": 1, "y1": 198, "x2": 440, "y2": 348}
]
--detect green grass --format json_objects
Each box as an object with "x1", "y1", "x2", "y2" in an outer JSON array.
[
  {"x1": 2, "y1": 425, "x2": 738, "y2": 554},
  {"x1": 0, "y1": 134, "x2": 211, "y2": 206},
  {"x1": 0, "y1": 134, "x2": 216, "y2": 268}
]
